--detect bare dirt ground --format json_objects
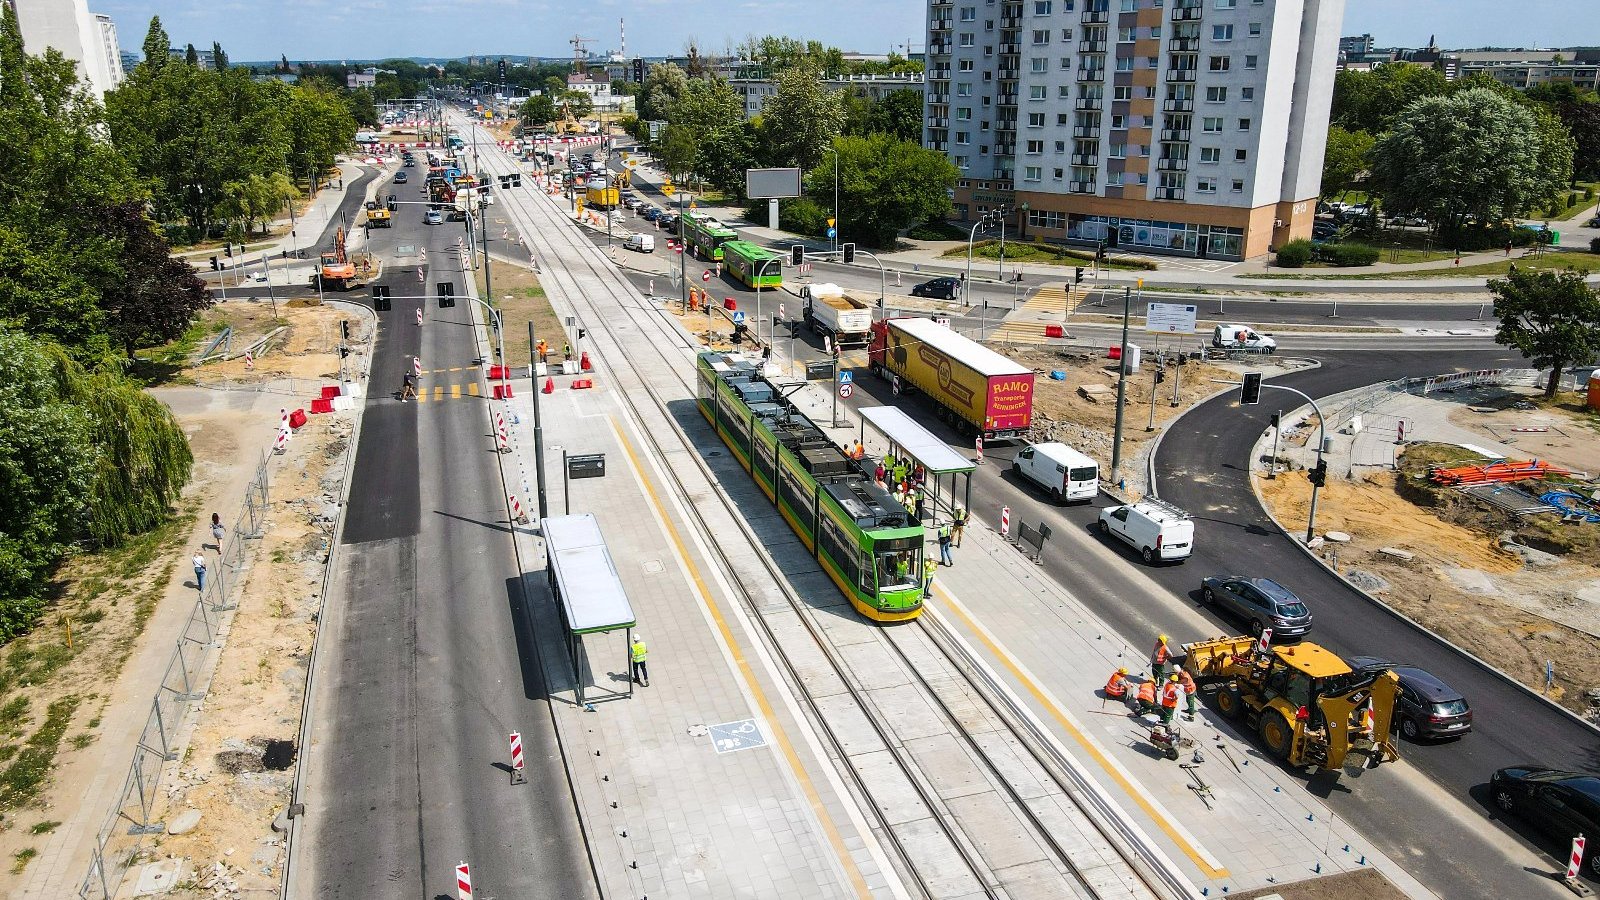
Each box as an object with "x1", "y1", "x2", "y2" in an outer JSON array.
[
  {"x1": 1232, "y1": 867, "x2": 1408, "y2": 900},
  {"x1": 1446, "y1": 392, "x2": 1600, "y2": 476},
  {"x1": 196, "y1": 300, "x2": 352, "y2": 384}
]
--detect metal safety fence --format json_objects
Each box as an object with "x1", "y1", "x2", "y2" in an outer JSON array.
[{"x1": 78, "y1": 453, "x2": 272, "y2": 899}]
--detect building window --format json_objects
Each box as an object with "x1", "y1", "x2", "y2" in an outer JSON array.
[
  {"x1": 1107, "y1": 171, "x2": 1124, "y2": 185},
  {"x1": 1032, "y1": 57, "x2": 1049, "y2": 72},
  {"x1": 1215, "y1": 0, "x2": 1235, "y2": 7},
  {"x1": 1244, "y1": 54, "x2": 1257, "y2": 69},
  {"x1": 1238, "y1": 117, "x2": 1251, "y2": 130},
  {"x1": 1240, "y1": 86, "x2": 1254, "y2": 101},
  {"x1": 1061, "y1": 28, "x2": 1074, "y2": 40},
  {"x1": 1201, "y1": 116, "x2": 1222, "y2": 132},
  {"x1": 1114, "y1": 85, "x2": 1132, "y2": 100},
  {"x1": 1212, "y1": 25, "x2": 1234, "y2": 41},
  {"x1": 1055, "y1": 140, "x2": 1067, "y2": 152},
  {"x1": 1059, "y1": 85, "x2": 1072, "y2": 98},
  {"x1": 1231, "y1": 178, "x2": 1245, "y2": 192},
  {"x1": 960, "y1": 33, "x2": 976, "y2": 46},
  {"x1": 1209, "y1": 55, "x2": 1230, "y2": 71},
  {"x1": 1111, "y1": 114, "x2": 1126, "y2": 128},
  {"x1": 1248, "y1": 23, "x2": 1261, "y2": 36},
  {"x1": 981, "y1": 95, "x2": 992, "y2": 105},
  {"x1": 957, "y1": 83, "x2": 973, "y2": 96},
  {"x1": 1061, "y1": 56, "x2": 1073, "y2": 69},
  {"x1": 1118, "y1": 26, "x2": 1136, "y2": 42},
  {"x1": 961, "y1": 6, "x2": 977, "y2": 19},
  {"x1": 1116, "y1": 56, "x2": 1134, "y2": 71},
  {"x1": 960, "y1": 59, "x2": 976, "y2": 70},
  {"x1": 957, "y1": 107, "x2": 973, "y2": 119},
  {"x1": 1150, "y1": 25, "x2": 1162, "y2": 38},
  {"x1": 1137, "y1": 144, "x2": 1149, "y2": 156},
  {"x1": 1034, "y1": 0, "x2": 1052, "y2": 13},
  {"x1": 1205, "y1": 86, "x2": 1227, "y2": 102},
  {"x1": 956, "y1": 156, "x2": 970, "y2": 168},
  {"x1": 1199, "y1": 146, "x2": 1220, "y2": 163},
  {"x1": 1053, "y1": 168, "x2": 1065, "y2": 180},
  {"x1": 1033, "y1": 29, "x2": 1051, "y2": 44},
  {"x1": 1057, "y1": 113, "x2": 1070, "y2": 125},
  {"x1": 1234, "y1": 148, "x2": 1247, "y2": 161},
  {"x1": 1109, "y1": 142, "x2": 1126, "y2": 157},
  {"x1": 1028, "y1": 112, "x2": 1046, "y2": 126},
  {"x1": 1027, "y1": 139, "x2": 1044, "y2": 153},
  {"x1": 1196, "y1": 177, "x2": 1217, "y2": 193},
  {"x1": 1024, "y1": 166, "x2": 1043, "y2": 181}
]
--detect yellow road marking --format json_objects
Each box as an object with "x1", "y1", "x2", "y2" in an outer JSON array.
[
  {"x1": 432, "y1": 385, "x2": 443, "y2": 401},
  {"x1": 467, "y1": 382, "x2": 480, "y2": 397},
  {"x1": 936, "y1": 588, "x2": 1230, "y2": 879},
  {"x1": 608, "y1": 417, "x2": 873, "y2": 899},
  {"x1": 451, "y1": 384, "x2": 462, "y2": 399},
  {"x1": 416, "y1": 389, "x2": 427, "y2": 404}
]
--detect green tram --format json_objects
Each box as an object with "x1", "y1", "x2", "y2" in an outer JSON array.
[
  {"x1": 722, "y1": 241, "x2": 784, "y2": 290},
  {"x1": 696, "y1": 351, "x2": 926, "y2": 622},
  {"x1": 684, "y1": 212, "x2": 738, "y2": 261}
]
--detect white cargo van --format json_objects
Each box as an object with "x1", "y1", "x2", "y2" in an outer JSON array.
[
  {"x1": 1012, "y1": 442, "x2": 1099, "y2": 503},
  {"x1": 624, "y1": 233, "x2": 655, "y2": 253},
  {"x1": 1098, "y1": 498, "x2": 1194, "y2": 564},
  {"x1": 1212, "y1": 324, "x2": 1277, "y2": 353}
]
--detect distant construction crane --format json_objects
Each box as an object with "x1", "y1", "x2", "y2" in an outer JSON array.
[{"x1": 570, "y1": 35, "x2": 595, "y2": 72}]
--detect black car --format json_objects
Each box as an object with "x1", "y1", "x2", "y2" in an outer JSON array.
[
  {"x1": 912, "y1": 277, "x2": 962, "y2": 301},
  {"x1": 1491, "y1": 766, "x2": 1600, "y2": 877},
  {"x1": 394, "y1": 171, "x2": 408, "y2": 183},
  {"x1": 1347, "y1": 656, "x2": 1472, "y2": 740},
  {"x1": 403, "y1": 158, "x2": 415, "y2": 167},
  {"x1": 1199, "y1": 576, "x2": 1313, "y2": 639}
]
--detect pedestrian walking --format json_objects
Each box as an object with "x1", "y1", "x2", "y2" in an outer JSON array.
[
  {"x1": 401, "y1": 370, "x2": 417, "y2": 402},
  {"x1": 922, "y1": 557, "x2": 938, "y2": 599},
  {"x1": 1159, "y1": 674, "x2": 1182, "y2": 725},
  {"x1": 938, "y1": 521, "x2": 954, "y2": 566},
  {"x1": 952, "y1": 505, "x2": 968, "y2": 547},
  {"x1": 1150, "y1": 634, "x2": 1171, "y2": 682},
  {"x1": 1176, "y1": 666, "x2": 1199, "y2": 720},
  {"x1": 192, "y1": 550, "x2": 208, "y2": 593},
  {"x1": 210, "y1": 513, "x2": 225, "y2": 551},
  {"x1": 630, "y1": 634, "x2": 650, "y2": 687},
  {"x1": 1504, "y1": 241, "x2": 1513, "y2": 256}
]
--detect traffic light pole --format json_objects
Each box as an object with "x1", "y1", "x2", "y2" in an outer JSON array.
[
  {"x1": 1238, "y1": 380, "x2": 1328, "y2": 544},
  {"x1": 1109, "y1": 285, "x2": 1131, "y2": 488}
]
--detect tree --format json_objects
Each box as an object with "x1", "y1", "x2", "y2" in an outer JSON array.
[
  {"x1": 520, "y1": 93, "x2": 557, "y2": 127},
  {"x1": 1369, "y1": 88, "x2": 1571, "y2": 231},
  {"x1": 639, "y1": 62, "x2": 688, "y2": 122},
  {"x1": 141, "y1": 16, "x2": 169, "y2": 70},
  {"x1": 212, "y1": 41, "x2": 228, "y2": 70},
  {"x1": 561, "y1": 89, "x2": 593, "y2": 120},
  {"x1": 1552, "y1": 98, "x2": 1600, "y2": 182},
  {"x1": 656, "y1": 124, "x2": 698, "y2": 182},
  {"x1": 808, "y1": 134, "x2": 957, "y2": 247},
  {"x1": 184, "y1": 44, "x2": 198, "y2": 67},
  {"x1": 1331, "y1": 63, "x2": 1449, "y2": 134},
  {"x1": 697, "y1": 122, "x2": 758, "y2": 198},
  {"x1": 93, "y1": 201, "x2": 214, "y2": 359},
  {"x1": 1489, "y1": 269, "x2": 1600, "y2": 397},
  {"x1": 1321, "y1": 125, "x2": 1374, "y2": 199},
  {"x1": 862, "y1": 89, "x2": 924, "y2": 142},
  {"x1": 760, "y1": 60, "x2": 844, "y2": 171}
]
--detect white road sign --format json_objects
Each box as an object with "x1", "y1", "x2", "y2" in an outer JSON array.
[{"x1": 1145, "y1": 302, "x2": 1198, "y2": 334}]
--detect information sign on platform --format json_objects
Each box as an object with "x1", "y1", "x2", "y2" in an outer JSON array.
[
  {"x1": 1145, "y1": 302, "x2": 1198, "y2": 334},
  {"x1": 805, "y1": 361, "x2": 834, "y2": 381},
  {"x1": 708, "y1": 719, "x2": 767, "y2": 754}
]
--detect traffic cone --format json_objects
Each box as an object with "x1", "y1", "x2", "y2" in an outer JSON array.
[
  {"x1": 543, "y1": 377, "x2": 554, "y2": 394},
  {"x1": 580, "y1": 351, "x2": 592, "y2": 372}
]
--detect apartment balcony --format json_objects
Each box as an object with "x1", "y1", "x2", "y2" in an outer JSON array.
[
  {"x1": 995, "y1": 144, "x2": 1016, "y2": 156},
  {"x1": 929, "y1": 141, "x2": 949, "y2": 151},
  {"x1": 1079, "y1": 40, "x2": 1107, "y2": 53},
  {"x1": 1000, "y1": 16, "x2": 1022, "y2": 27},
  {"x1": 932, "y1": 0, "x2": 952, "y2": 6},
  {"x1": 929, "y1": 42, "x2": 952, "y2": 55},
  {"x1": 1075, "y1": 97, "x2": 1104, "y2": 110},
  {"x1": 1000, "y1": 43, "x2": 1021, "y2": 54},
  {"x1": 1166, "y1": 69, "x2": 1197, "y2": 83},
  {"x1": 1157, "y1": 157, "x2": 1189, "y2": 171},
  {"x1": 1156, "y1": 187, "x2": 1186, "y2": 200},
  {"x1": 1073, "y1": 125, "x2": 1101, "y2": 139},
  {"x1": 1082, "y1": 10, "x2": 1109, "y2": 24},
  {"x1": 1070, "y1": 180, "x2": 1097, "y2": 193},
  {"x1": 930, "y1": 117, "x2": 950, "y2": 128},
  {"x1": 1078, "y1": 68, "x2": 1106, "y2": 82},
  {"x1": 1171, "y1": 6, "x2": 1202, "y2": 21},
  {"x1": 1070, "y1": 153, "x2": 1099, "y2": 166},
  {"x1": 1163, "y1": 98, "x2": 1194, "y2": 112},
  {"x1": 928, "y1": 67, "x2": 951, "y2": 80},
  {"x1": 1160, "y1": 128, "x2": 1191, "y2": 142},
  {"x1": 998, "y1": 94, "x2": 1018, "y2": 106},
  {"x1": 931, "y1": 17, "x2": 952, "y2": 30},
  {"x1": 1168, "y1": 37, "x2": 1199, "y2": 51}
]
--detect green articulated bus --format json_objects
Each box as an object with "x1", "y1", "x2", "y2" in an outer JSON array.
[
  {"x1": 695, "y1": 351, "x2": 926, "y2": 621},
  {"x1": 722, "y1": 240, "x2": 784, "y2": 290},
  {"x1": 684, "y1": 212, "x2": 739, "y2": 261}
]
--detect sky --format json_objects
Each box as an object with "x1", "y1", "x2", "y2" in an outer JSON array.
[{"x1": 92, "y1": 0, "x2": 1599, "y2": 65}]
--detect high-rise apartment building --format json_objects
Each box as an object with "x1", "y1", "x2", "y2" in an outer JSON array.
[
  {"x1": 8, "y1": 0, "x2": 125, "y2": 95},
  {"x1": 926, "y1": 0, "x2": 1343, "y2": 261}
]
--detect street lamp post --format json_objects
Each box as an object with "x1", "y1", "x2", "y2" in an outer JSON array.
[
  {"x1": 754, "y1": 256, "x2": 780, "y2": 346},
  {"x1": 997, "y1": 205, "x2": 1009, "y2": 282}
]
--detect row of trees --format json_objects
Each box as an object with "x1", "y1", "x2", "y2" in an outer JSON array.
[
  {"x1": 0, "y1": 7, "x2": 201, "y2": 636},
  {"x1": 632, "y1": 56, "x2": 953, "y2": 247},
  {"x1": 1322, "y1": 65, "x2": 1593, "y2": 234},
  {"x1": 104, "y1": 18, "x2": 361, "y2": 243}
]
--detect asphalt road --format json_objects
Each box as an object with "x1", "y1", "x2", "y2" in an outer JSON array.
[{"x1": 295, "y1": 166, "x2": 593, "y2": 899}]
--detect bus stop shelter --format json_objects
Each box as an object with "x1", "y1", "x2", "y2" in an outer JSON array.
[
  {"x1": 541, "y1": 513, "x2": 638, "y2": 705},
  {"x1": 856, "y1": 406, "x2": 976, "y2": 522}
]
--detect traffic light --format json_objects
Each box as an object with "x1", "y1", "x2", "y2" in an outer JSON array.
[
  {"x1": 1308, "y1": 459, "x2": 1328, "y2": 487},
  {"x1": 224, "y1": 244, "x2": 233, "y2": 258},
  {"x1": 341, "y1": 319, "x2": 350, "y2": 340},
  {"x1": 791, "y1": 244, "x2": 805, "y2": 266},
  {"x1": 1270, "y1": 411, "x2": 1281, "y2": 428},
  {"x1": 842, "y1": 243, "x2": 855, "y2": 264},
  {"x1": 731, "y1": 322, "x2": 747, "y2": 344},
  {"x1": 577, "y1": 328, "x2": 587, "y2": 340},
  {"x1": 1074, "y1": 266, "x2": 1084, "y2": 284},
  {"x1": 437, "y1": 282, "x2": 456, "y2": 307},
  {"x1": 210, "y1": 256, "x2": 219, "y2": 271},
  {"x1": 1240, "y1": 371, "x2": 1263, "y2": 405},
  {"x1": 372, "y1": 285, "x2": 392, "y2": 311},
  {"x1": 339, "y1": 346, "x2": 350, "y2": 359}
]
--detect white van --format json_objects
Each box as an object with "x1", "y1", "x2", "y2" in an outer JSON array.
[
  {"x1": 1012, "y1": 442, "x2": 1099, "y2": 503},
  {"x1": 1098, "y1": 498, "x2": 1195, "y2": 564},
  {"x1": 624, "y1": 233, "x2": 655, "y2": 253},
  {"x1": 1212, "y1": 324, "x2": 1277, "y2": 353}
]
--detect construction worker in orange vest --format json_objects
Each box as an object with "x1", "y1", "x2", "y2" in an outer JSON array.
[
  {"x1": 1135, "y1": 678, "x2": 1158, "y2": 716},
  {"x1": 1104, "y1": 666, "x2": 1131, "y2": 700},
  {"x1": 1160, "y1": 674, "x2": 1183, "y2": 725},
  {"x1": 1151, "y1": 634, "x2": 1171, "y2": 681},
  {"x1": 1176, "y1": 667, "x2": 1199, "y2": 720}
]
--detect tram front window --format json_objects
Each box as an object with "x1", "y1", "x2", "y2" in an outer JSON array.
[{"x1": 875, "y1": 547, "x2": 920, "y2": 592}]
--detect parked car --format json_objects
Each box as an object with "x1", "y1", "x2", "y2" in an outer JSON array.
[
  {"x1": 911, "y1": 277, "x2": 962, "y2": 301},
  {"x1": 624, "y1": 233, "x2": 655, "y2": 253},
  {"x1": 1491, "y1": 766, "x2": 1600, "y2": 877},
  {"x1": 425, "y1": 209, "x2": 442, "y2": 225},
  {"x1": 1097, "y1": 499, "x2": 1194, "y2": 564},
  {"x1": 1387, "y1": 214, "x2": 1429, "y2": 228},
  {"x1": 1346, "y1": 656, "x2": 1472, "y2": 740},
  {"x1": 641, "y1": 207, "x2": 662, "y2": 222},
  {"x1": 1587, "y1": 216, "x2": 1600, "y2": 228},
  {"x1": 394, "y1": 171, "x2": 409, "y2": 184},
  {"x1": 1200, "y1": 576, "x2": 1313, "y2": 639},
  {"x1": 658, "y1": 213, "x2": 679, "y2": 229}
]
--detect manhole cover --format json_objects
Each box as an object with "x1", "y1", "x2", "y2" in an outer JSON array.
[
  {"x1": 642, "y1": 559, "x2": 664, "y2": 574},
  {"x1": 262, "y1": 739, "x2": 297, "y2": 771}
]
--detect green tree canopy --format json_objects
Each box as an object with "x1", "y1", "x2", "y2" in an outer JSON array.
[
  {"x1": 1331, "y1": 63, "x2": 1450, "y2": 134},
  {"x1": 810, "y1": 134, "x2": 957, "y2": 247},
  {"x1": 860, "y1": 89, "x2": 924, "y2": 143},
  {"x1": 1369, "y1": 88, "x2": 1572, "y2": 231},
  {"x1": 520, "y1": 92, "x2": 557, "y2": 127},
  {"x1": 760, "y1": 60, "x2": 845, "y2": 171},
  {"x1": 1489, "y1": 269, "x2": 1600, "y2": 397},
  {"x1": 1321, "y1": 125, "x2": 1374, "y2": 200},
  {"x1": 639, "y1": 62, "x2": 688, "y2": 122}
]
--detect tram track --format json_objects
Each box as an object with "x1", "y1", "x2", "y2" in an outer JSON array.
[{"x1": 466, "y1": 123, "x2": 1179, "y2": 900}]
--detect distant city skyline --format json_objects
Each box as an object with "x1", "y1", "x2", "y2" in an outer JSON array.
[{"x1": 80, "y1": 0, "x2": 1600, "y2": 66}]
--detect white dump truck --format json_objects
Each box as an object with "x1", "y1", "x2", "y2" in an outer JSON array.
[{"x1": 800, "y1": 283, "x2": 874, "y2": 348}]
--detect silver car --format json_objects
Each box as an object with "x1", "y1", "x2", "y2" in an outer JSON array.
[{"x1": 1199, "y1": 576, "x2": 1313, "y2": 639}]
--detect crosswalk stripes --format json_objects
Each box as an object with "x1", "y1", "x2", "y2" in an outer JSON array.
[{"x1": 413, "y1": 381, "x2": 488, "y2": 404}]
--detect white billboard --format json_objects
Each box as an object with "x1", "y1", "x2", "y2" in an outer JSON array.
[{"x1": 1145, "y1": 302, "x2": 1198, "y2": 334}]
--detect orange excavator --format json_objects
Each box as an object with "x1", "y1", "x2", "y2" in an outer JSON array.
[{"x1": 312, "y1": 227, "x2": 359, "y2": 291}]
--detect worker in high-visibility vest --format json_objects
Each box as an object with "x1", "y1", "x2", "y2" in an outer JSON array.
[
  {"x1": 1176, "y1": 667, "x2": 1199, "y2": 719},
  {"x1": 1135, "y1": 679, "x2": 1158, "y2": 716},
  {"x1": 630, "y1": 635, "x2": 650, "y2": 687},
  {"x1": 1160, "y1": 674, "x2": 1183, "y2": 725},
  {"x1": 922, "y1": 557, "x2": 938, "y2": 600},
  {"x1": 1104, "y1": 667, "x2": 1131, "y2": 700},
  {"x1": 536, "y1": 339, "x2": 549, "y2": 362},
  {"x1": 1151, "y1": 634, "x2": 1171, "y2": 682}
]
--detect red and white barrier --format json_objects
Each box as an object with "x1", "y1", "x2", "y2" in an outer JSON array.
[
  {"x1": 1000, "y1": 506, "x2": 1010, "y2": 538},
  {"x1": 1256, "y1": 629, "x2": 1274, "y2": 655},
  {"x1": 975, "y1": 435, "x2": 984, "y2": 464},
  {"x1": 496, "y1": 412, "x2": 509, "y2": 451},
  {"x1": 416, "y1": 307, "x2": 423, "y2": 326},
  {"x1": 1567, "y1": 835, "x2": 1586, "y2": 880},
  {"x1": 508, "y1": 493, "x2": 526, "y2": 523},
  {"x1": 413, "y1": 357, "x2": 422, "y2": 378},
  {"x1": 274, "y1": 427, "x2": 288, "y2": 454},
  {"x1": 243, "y1": 350, "x2": 254, "y2": 370},
  {"x1": 456, "y1": 861, "x2": 472, "y2": 900},
  {"x1": 509, "y1": 731, "x2": 524, "y2": 771}
]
